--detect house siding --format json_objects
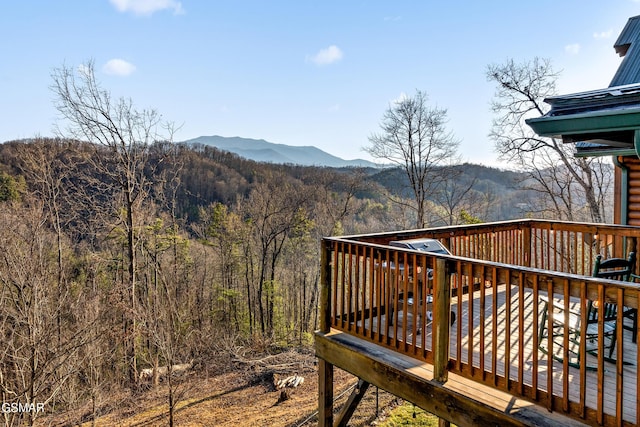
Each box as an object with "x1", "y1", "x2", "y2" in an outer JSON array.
[{"x1": 620, "y1": 155, "x2": 640, "y2": 226}]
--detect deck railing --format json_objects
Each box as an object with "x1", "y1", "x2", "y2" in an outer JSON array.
[{"x1": 320, "y1": 219, "x2": 640, "y2": 426}]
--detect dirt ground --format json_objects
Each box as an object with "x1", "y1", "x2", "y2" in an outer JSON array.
[{"x1": 38, "y1": 351, "x2": 402, "y2": 427}]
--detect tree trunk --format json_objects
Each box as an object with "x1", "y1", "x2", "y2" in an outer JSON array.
[
  {"x1": 126, "y1": 192, "x2": 138, "y2": 387},
  {"x1": 168, "y1": 368, "x2": 175, "y2": 427}
]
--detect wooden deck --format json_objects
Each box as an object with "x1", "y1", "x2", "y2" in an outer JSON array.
[
  {"x1": 361, "y1": 285, "x2": 638, "y2": 423},
  {"x1": 318, "y1": 220, "x2": 640, "y2": 426}
]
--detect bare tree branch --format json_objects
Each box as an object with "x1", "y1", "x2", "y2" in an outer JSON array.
[
  {"x1": 365, "y1": 90, "x2": 460, "y2": 228},
  {"x1": 487, "y1": 58, "x2": 611, "y2": 223}
]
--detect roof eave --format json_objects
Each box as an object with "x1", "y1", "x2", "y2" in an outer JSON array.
[{"x1": 526, "y1": 108, "x2": 640, "y2": 137}]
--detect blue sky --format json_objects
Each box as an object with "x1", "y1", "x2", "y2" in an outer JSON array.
[{"x1": 1, "y1": 1, "x2": 639, "y2": 167}]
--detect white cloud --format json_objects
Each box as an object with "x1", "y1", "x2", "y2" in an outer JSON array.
[
  {"x1": 307, "y1": 45, "x2": 344, "y2": 66},
  {"x1": 103, "y1": 59, "x2": 137, "y2": 76},
  {"x1": 594, "y1": 29, "x2": 613, "y2": 39},
  {"x1": 109, "y1": 0, "x2": 184, "y2": 16},
  {"x1": 565, "y1": 43, "x2": 581, "y2": 55}
]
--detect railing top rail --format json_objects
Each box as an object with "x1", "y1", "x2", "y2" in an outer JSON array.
[
  {"x1": 326, "y1": 219, "x2": 533, "y2": 241},
  {"x1": 327, "y1": 218, "x2": 640, "y2": 243}
]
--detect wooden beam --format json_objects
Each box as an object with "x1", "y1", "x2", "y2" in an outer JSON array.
[
  {"x1": 318, "y1": 358, "x2": 334, "y2": 427},
  {"x1": 334, "y1": 379, "x2": 370, "y2": 427},
  {"x1": 316, "y1": 329, "x2": 589, "y2": 427}
]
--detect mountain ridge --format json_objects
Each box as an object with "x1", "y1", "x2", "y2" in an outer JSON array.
[{"x1": 181, "y1": 135, "x2": 378, "y2": 168}]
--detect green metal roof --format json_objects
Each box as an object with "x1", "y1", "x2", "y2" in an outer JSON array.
[
  {"x1": 611, "y1": 15, "x2": 640, "y2": 87},
  {"x1": 526, "y1": 15, "x2": 640, "y2": 158},
  {"x1": 526, "y1": 94, "x2": 640, "y2": 137},
  {"x1": 526, "y1": 85, "x2": 640, "y2": 138}
]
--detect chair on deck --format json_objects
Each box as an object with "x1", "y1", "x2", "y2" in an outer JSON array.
[
  {"x1": 592, "y1": 252, "x2": 637, "y2": 344},
  {"x1": 538, "y1": 295, "x2": 618, "y2": 367},
  {"x1": 538, "y1": 251, "x2": 636, "y2": 366}
]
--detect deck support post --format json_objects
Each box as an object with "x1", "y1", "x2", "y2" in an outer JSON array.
[
  {"x1": 318, "y1": 240, "x2": 334, "y2": 427},
  {"x1": 433, "y1": 258, "x2": 451, "y2": 382},
  {"x1": 318, "y1": 358, "x2": 334, "y2": 427},
  {"x1": 334, "y1": 379, "x2": 370, "y2": 427}
]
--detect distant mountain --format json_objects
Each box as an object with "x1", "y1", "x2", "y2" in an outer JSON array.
[{"x1": 181, "y1": 135, "x2": 378, "y2": 168}]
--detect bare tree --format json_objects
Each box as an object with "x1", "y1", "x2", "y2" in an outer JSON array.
[
  {"x1": 243, "y1": 174, "x2": 310, "y2": 336},
  {"x1": 51, "y1": 60, "x2": 174, "y2": 386},
  {"x1": 13, "y1": 138, "x2": 85, "y2": 348},
  {"x1": 487, "y1": 58, "x2": 612, "y2": 223},
  {"x1": 365, "y1": 90, "x2": 460, "y2": 228},
  {"x1": 427, "y1": 161, "x2": 479, "y2": 226},
  {"x1": 0, "y1": 202, "x2": 92, "y2": 427},
  {"x1": 305, "y1": 167, "x2": 370, "y2": 236},
  {"x1": 140, "y1": 220, "x2": 193, "y2": 427}
]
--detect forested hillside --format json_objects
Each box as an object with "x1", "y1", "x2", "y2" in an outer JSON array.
[{"x1": 0, "y1": 137, "x2": 530, "y2": 425}]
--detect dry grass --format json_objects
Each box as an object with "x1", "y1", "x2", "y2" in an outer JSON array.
[{"x1": 37, "y1": 351, "x2": 411, "y2": 427}]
